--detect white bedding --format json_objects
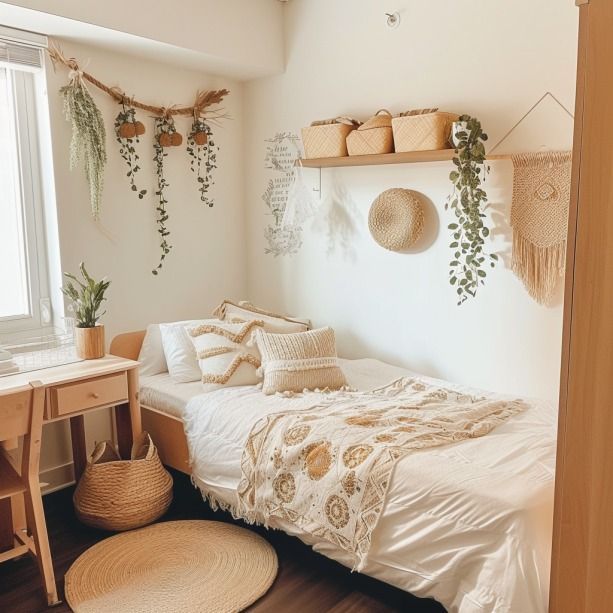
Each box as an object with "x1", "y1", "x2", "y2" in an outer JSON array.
[{"x1": 144, "y1": 359, "x2": 557, "y2": 613}]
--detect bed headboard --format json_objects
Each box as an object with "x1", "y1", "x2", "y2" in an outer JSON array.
[{"x1": 110, "y1": 330, "x2": 146, "y2": 361}]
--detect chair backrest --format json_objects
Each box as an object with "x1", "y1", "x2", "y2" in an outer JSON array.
[
  {"x1": 0, "y1": 381, "x2": 45, "y2": 482},
  {"x1": 0, "y1": 385, "x2": 37, "y2": 442}
]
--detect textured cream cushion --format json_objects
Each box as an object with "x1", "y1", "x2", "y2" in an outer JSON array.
[
  {"x1": 188, "y1": 319, "x2": 265, "y2": 389},
  {"x1": 255, "y1": 327, "x2": 346, "y2": 395},
  {"x1": 213, "y1": 300, "x2": 310, "y2": 332}
]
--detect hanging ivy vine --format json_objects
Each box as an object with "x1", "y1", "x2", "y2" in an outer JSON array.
[
  {"x1": 446, "y1": 115, "x2": 498, "y2": 305},
  {"x1": 151, "y1": 117, "x2": 181, "y2": 275},
  {"x1": 187, "y1": 118, "x2": 217, "y2": 206},
  {"x1": 60, "y1": 74, "x2": 107, "y2": 218},
  {"x1": 114, "y1": 103, "x2": 147, "y2": 199}
]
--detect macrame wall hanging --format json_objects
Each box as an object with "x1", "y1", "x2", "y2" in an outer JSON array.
[
  {"x1": 48, "y1": 45, "x2": 229, "y2": 275},
  {"x1": 510, "y1": 151, "x2": 572, "y2": 304},
  {"x1": 488, "y1": 92, "x2": 574, "y2": 305}
]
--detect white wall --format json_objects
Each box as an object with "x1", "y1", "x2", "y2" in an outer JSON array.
[
  {"x1": 244, "y1": 0, "x2": 579, "y2": 402},
  {"x1": 39, "y1": 39, "x2": 246, "y2": 488}
]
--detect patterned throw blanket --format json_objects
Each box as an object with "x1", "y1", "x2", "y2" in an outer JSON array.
[{"x1": 237, "y1": 377, "x2": 526, "y2": 569}]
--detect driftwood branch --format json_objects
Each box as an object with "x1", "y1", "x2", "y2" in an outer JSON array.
[{"x1": 48, "y1": 45, "x2": 229, "y2": 118}]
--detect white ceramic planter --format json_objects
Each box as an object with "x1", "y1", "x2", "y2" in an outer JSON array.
[{"x1": 451, "y1": 121, "x2": 469, "y2": 148}]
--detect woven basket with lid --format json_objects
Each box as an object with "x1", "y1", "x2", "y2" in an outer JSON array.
[
  {"x1": 73, "y1": 431, "x2": 173, "y2": 531},
  {"x1": 347, "y1": 109, "x2": 394, "y2": 156},
  {"x1": 302, "y1": 117, "x2": 360, "y2": 159},
  {"x1": 392, "y1": 109, "x2": 459, "y2": 152}
]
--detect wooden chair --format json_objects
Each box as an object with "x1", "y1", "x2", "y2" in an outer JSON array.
[{"x1": 0, "y1": 382, "x2": 59, "y2": 606}]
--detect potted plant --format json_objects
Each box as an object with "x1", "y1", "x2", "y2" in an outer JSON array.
[
  {"x1": 61, "y1": 263, "x2": 110, "y2": 359},
  {"x1": 446, "y1": 115, "x2": 498, "y2": 305}
]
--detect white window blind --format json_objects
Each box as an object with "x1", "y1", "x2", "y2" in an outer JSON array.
[{"x1": 0, "y1": 25, "x2": 47, "y2": 72}]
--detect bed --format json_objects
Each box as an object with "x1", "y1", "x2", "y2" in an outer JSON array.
[{"x1": 111, "y1": 331, "x2": 557, "y2": 613}]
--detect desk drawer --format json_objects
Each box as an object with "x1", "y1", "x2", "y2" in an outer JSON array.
[{"x1": 48, "y1": 372, "x2": 128, "y2": 418}]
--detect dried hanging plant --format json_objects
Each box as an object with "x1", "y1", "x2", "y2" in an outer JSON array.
[
  {"x1": 151, "y1": 116, "x2": 180, "y2": 275},
  {"x1": 187, "y1": 118, "x2": 217, "y2": 206},
  {"x1": 446, "y1": 115, "x2": 498, "y2": 305},
  {"x1": 114, "y1": 102, "x2": 147, "y2": 199},
  {"x1": 60, "y1": 72, "x2": 107, "y2": 218}
]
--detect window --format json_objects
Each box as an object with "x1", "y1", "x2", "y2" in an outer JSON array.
[{"x1": 0, "y1": 27, "x2": 56, "y2": 338}]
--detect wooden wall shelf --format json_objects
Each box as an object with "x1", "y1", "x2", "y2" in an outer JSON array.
[{"x1": 297, "y1": 150, "x2": 509, "y2": 169}]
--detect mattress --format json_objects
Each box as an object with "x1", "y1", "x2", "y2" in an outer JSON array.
[
  {"x1": 143, "y1": 359, "x2": 557, "y2": 613},
  {"x1": 139, "y1": 373, "x2": 204, "y2": 419},
  {"x1": 139, "y1": 358, "x2": 409, "y2": 420}
]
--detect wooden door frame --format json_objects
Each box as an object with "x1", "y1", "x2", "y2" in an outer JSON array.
[{"x1": 550, "y1": 1, "x2": 613, "y2": 611}]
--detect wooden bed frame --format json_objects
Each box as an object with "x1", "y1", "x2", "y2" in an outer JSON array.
[{"x1": 110, "y1": 331, "x2": 191, "y2": 475}]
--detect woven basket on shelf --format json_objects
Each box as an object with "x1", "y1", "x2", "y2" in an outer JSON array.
[
  {"x1": 73, "y1": 431, "x2": 173, "y2": 532},
  {"x1": 302, "y1": 117, "x2": 360, "y2": 159},
  {"x1": 392, "y1": 109, "x2": 459, "y2": 152},
  {"x1": 347, "y1": 109, "x2": 394, "y2": 156}
]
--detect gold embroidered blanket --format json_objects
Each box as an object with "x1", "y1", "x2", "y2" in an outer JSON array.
[{"x1": 237, "y1": 377, "x2": 525, "y2": 569}]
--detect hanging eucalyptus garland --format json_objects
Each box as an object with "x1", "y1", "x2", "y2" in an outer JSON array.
[
  {"x1": 446, "y1": 115, "x2": 498, "y2": 305},
  {"x1": 151, "y1": 116, "x2": 180, "y2": 275},
  {"x1": 114, "y1": 103, "x2": 147, "y2": 199},
  {"x1": 187, "y1": 118, "x2": 217, "y2": 206},
  {"x1": 60, "y1": 73, "x2": 107, "y2": 218}
]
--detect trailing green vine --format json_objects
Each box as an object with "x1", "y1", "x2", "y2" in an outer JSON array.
[
  {"x1": 151, "y1": 117, "x2": 177, "y2": 275},
  {"x1": 60, "y1": 74, "x2": 107, "y2": 218},
  {"x1": 187, "y1": 118, "x2": 217, "y2": 206},
  {"x1": 114, "y1": 103, "x2": 147, "y2": 199},
  {"x1": 446, "y1": 115, "x2": 498, "y2": 305}
]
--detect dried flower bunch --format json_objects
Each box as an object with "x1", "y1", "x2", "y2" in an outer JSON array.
[
  {"x1": 115, "y1": 103, "x2": 147, "y2": 199},
  {"x1": 60, "y1": 73, "x2": 107, "y2": 219},
  {"x1": 187, "y1": 118, "x2": 217, "y2": 206}
]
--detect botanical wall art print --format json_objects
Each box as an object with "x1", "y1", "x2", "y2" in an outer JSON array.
[{"x1": 262, "y1": 132, "x2": 303, "y2": 257}]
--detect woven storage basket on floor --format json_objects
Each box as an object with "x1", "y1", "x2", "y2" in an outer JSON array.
[
  {"x1": 73, "y1": 431, "x2": 173, "y2": 531},
  {"x1": 302, "y1": 117, "x2": 360, "y2": 159},
  {"x1": 347, "y1": 109, "x2": 394, "y2": 156},
  {"x1": 392, "y1": 110, "x2": 459, "y2": 152}
]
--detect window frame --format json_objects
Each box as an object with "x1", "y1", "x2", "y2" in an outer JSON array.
[{"x1": 0, "y1": 65, "x2": 52, "y2": 336}]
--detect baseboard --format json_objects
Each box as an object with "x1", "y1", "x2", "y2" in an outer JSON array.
[{"x1": 40, "y1": 461, "x2": 75, "y2": 495}]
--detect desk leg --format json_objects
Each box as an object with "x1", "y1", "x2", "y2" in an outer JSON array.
[
  {"x1": 115, "y1": 368, "x2": 142, "y2": 459},
  {"x1": 70, "y1": 415, "x2": 87, "y2": 482}
]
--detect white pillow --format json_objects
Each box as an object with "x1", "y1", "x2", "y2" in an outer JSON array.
[
  {"x1": 188, "y1": 319, "x2": 264, "y2": 389},
  {"x1": 160, "y1": 319, "x2": 218, "y2": 383},
  {"x1": 138, "y1": 324, "x2": 166, "y2": 376}
]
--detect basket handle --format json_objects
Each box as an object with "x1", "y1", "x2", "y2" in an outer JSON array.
[
  {"x1": 375, "y1": 109, "x2": 393, "y2": 117},
  {"x1": 397, "y1": 108, "x2": 440, "y2": 117},
  {"x1": 311, "y1": 116, "x2": 361, "y2": 127}
]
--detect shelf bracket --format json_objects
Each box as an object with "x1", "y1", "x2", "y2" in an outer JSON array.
[{"x1": 312, "y1": 167, "x2": 322, "y2": 200}]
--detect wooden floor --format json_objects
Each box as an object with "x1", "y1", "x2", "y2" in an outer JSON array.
[{"x1": 0, "y1": 471, "x2": 446, "y2": 612}]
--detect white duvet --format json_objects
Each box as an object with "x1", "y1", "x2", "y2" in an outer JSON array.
[{"x1": 180, "y1": 358, "x2": 556, "y2": 613}]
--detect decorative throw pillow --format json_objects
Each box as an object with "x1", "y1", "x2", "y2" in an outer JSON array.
[
  {"x1": 213, "y1": 299, "x2": 310, "y2": 332},
  {"x1": 139, "y1": 319, "x2": 208, "y2": 377},
  {"x1": 188, "y1": 319, "x2": 265, "y2": 388},
  {"x1": 255, "y1": 327, "x2": 346, "y2": 395},
  {"x1": 160, "y1": 320, "x2": 219, "y2": 383}
]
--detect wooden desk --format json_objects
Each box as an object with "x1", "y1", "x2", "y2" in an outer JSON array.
[{"x1": 0, "y1": 355, "x2": 141, "y2": 550}]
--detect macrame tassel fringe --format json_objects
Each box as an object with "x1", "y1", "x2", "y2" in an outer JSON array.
[{"x1": 512, "y1": 232, "x2": 566, "y2": 305}]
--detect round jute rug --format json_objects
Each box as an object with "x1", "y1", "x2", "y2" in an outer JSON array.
[{"x1": 65, "y1": 520, "x2": 278, "y2": 613}]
